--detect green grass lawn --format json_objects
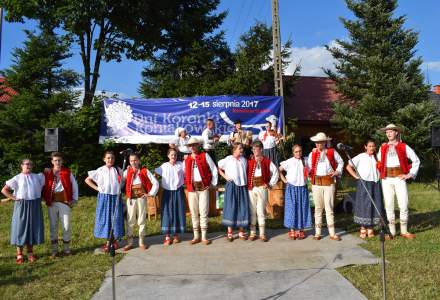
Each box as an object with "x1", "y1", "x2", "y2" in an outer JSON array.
[
  {"x1": 337, "y1": 182, "x2": 440, "y2": 300},
  {"x1": 0, "y1": 183, "x2": 438, "y2": 299}
]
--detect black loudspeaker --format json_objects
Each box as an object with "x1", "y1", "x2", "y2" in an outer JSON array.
[
  {"x1": 432, "y1": 126, "x2": 440, "y2": 148},
  {"x1": 44, "y1": 128, "x2": 63, "y2": 152}
]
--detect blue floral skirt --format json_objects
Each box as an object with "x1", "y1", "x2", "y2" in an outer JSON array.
[
  {"x1": 94, "y1": 193, "x2": 124, "y2": 239},
  {"x1": 284, "y1": 184, "x2": 312, "y2": 230}
]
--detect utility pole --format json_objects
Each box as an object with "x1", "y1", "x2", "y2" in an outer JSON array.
[
  {"x1": 271, "y1": 0, "x2": 283, "y2": 97},
  {"x1": 271, "y1": 0, "x2": 285, "y2": 135}
]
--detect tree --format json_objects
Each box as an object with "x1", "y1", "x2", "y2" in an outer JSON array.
[
  {"x1": 139, "y1": 4, "x2": 233, "y2": 98},
  {"x1": 326, "y1": 0, "x2": 439, "y2": 154},
  {"x1": 0, "y1": 29, "x2": 79, "y2": 182},
  {"x1": 1, "y1": 0, "x2": 227, "y2": 105},
  {"x1": 220, "y1": 22, "x2": 294, "y2": 96},
  {"x1": 140, "y1": 21, "x2": 296, "y2": 98}
]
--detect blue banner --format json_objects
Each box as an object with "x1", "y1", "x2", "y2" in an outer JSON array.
[{"x1": 99, "y1": 95, "x2": 284, "y2": 144}]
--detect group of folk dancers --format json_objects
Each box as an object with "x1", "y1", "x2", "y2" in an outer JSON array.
[{"x1": 2, "y1": 121, "x2": 420, "y2": 264}]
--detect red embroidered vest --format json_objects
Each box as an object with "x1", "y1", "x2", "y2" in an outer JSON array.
[
  {"x1": 184, "y1": 152, "x2": 213, "y2": 192},
  {"x1": 247, "y1": 156, "x2": 271, "y2": 190},
  {"x1": 309, "y1": 148, "x2": 337, "y2": 180},
  {"x1": 125, "y1": 166, "x2": 153, "y2": 198},
  {"x1": 378, "y1": 143, "x2": 411, "y2": 179},
  {"x1": 43, "y1": 167, "x2": 73, "y2": 206}
]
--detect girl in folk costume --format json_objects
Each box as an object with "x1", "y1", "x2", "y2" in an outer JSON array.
[
  {"x1": 258, "y1": 120, "x2": 281, "y2": 166},
  {"x1": 247, "y1": 141, "x2": 279, "y2": 242},
  {"x1": 377, "y1": 124, "x2": 420, "y2": 239},
  {"x1": 307, "y1": 132, "x2": 344, "y2": 241},
  {"x1": 279, "y1": 145, "x2": 312, "y2": 240},
  {"x1": 42, "y1": 152, "x2": 79, "y2": 257},
  {"x1": 122, "y1": 153, "x2": 159, "y2": 251},
  {"x1": 154, "y1": 148, "x2": 186, "y2": 245},
  {"x1": 183, "y1": 137, "x2": 218, "y2": 245},
  {"x1": 2, "y1": 159, "x2": 45, "y2": 264},
  {"x1": 169, "y1": 127, "x2": 191, "y2": 161},
  {"x1": 85, "y1": 151, "x2": 124, "y2": 252},
  {"x1": 346, "y1": 140, "x2": 386, "y2": 239},
  {"x1": 218, "y1": 143, "x2": 251, "y2": 241}
]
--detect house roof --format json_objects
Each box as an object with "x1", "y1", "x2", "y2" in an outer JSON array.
[
  {"x1": 283, "y1": 76, "x2": 341, "y2": 123},
  {"x1": 0, "y1": 77, "x2": 18, "y2": 103}
]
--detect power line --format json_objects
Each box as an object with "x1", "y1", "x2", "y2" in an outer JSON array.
[{"x1": 230, "y1": 0, "x2": 247, "y2": 45}]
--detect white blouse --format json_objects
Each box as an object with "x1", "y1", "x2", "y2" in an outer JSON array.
[
  {"x1": 53, "y1": 173, "x2": 79, "y2": 201},
  {"x1": 280, "y1": 157, "x2": 308, "y2": 186},
  {"x1": 6, "y1": 173, "x2": 45, "y2": 200},
  {"x1": 88, "y1": 166, "x2": 122, "y2": 195},
  {"x1": 258, "y1": 131, "x2": 277, "y2": 149},
  {"x1": 122, "y1": 168, "x2": 160, "y2": 196},
  {"x1": 218, "y1": 155, "x2": 247, "y2": 186},
  {"x1": 349, "y1": 153, "x2": 379, "y2": 182},
  {"x1": 155, "y1": 162, "x2": 184, "y2": 190}
]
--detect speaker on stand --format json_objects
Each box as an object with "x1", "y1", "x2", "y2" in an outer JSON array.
[{"x1": 44, "y1": 128, "x2": 63, "y2": 152}]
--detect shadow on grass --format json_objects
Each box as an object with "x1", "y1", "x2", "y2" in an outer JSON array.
[
  {"x1": 0, "y1": 259, "x2": 56, "y2": 287},
  {"x1": 409, "y1": 210, "x2": 440, "y2": 233}
]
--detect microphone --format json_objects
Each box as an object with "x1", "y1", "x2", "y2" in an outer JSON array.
[
  {"x1": 119, "y1": 148, "x2": 133, "y2": 156},
  {"x1": 337, "y1": 143, "x2": 353, "y2": 151}
]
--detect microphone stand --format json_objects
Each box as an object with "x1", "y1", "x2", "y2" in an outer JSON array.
[
  {"x1": 340, "y1": 147, "x2": 389, "y2": 300},
  {"x1": 108, "y1": 150, "x2": 130, "y2": 300}
]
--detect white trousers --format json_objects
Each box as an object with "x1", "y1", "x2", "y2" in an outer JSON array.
[
  {"x1": 249, "y1": 186, "x2": 268, "y2": 236},
  {"x1": 188, "y1": 189, "x2": 209, "y2": 231},
  {"x1": 126, "y1": 197, "x2": 147, "y2": 244},
  {"x1": 48, "y1": 202, "x2": 71, "y2": 242},
  {"x1": 312, "y1": 184, "x2": 336, "y2": 236},
  {"x1": 381, "y1": 177, "x2": 409, "y2": 235}
]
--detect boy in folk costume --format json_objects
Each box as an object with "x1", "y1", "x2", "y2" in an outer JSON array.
[
  {"x1": 202, "y1": 118, "x2": 220, "y2": 164},
  {"x1": 122, "y1": 153, "x2": 159, "y2": 251},
  {"x1": 377, "y1": 124, "x2": 420, "y2": 239},
  {"x1": 247, "y1": 141, "x2": 279, "y2": 241},
  {"x1": 183, "y1": 137, "x2": 218, "y2": 245},
  {"x1": 42, "y1": 152, "x2": 79, "y2": 257},
  {"x1": 2, "y1": 159, "x2": 45, "y2": 264},
  {"x1": 307, "y1": 132, "x2": 344, "y2": 241},
  {"x1": 258, "y1": 119, "x2": 281, "y2": 166},
  {"x1": 85, "y1": 151, "x2": 124, "y2": 252},
  {"x1": 229, "y1": 120, "x2": 253, "y2": 158}
]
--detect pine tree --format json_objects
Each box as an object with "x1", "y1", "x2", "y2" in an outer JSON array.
[
  {"x1": 326, "y1": 0, "x2": 438, "y2": 153},
  {"x1": 0, "y1": 29, "x2": 79, "y2": 181}
]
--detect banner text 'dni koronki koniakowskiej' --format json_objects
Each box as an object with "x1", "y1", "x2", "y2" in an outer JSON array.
[{"x1": 99, "y1": 95, "x2": 284, "y2": 144}]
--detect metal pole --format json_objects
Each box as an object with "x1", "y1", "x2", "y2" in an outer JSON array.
[
  {"x1": 0, "y1": 7, "x2": 3, "y2": 63},
  {"x1": 342, "y1": 148, "x2": 388, "y2": 300}
]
